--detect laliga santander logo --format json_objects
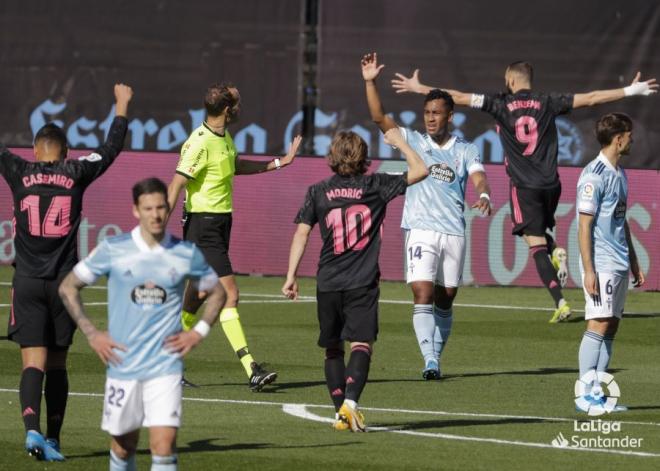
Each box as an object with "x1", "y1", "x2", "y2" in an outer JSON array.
[{"x1": 574, "y1": 370, "x2": 621, "y2": 416}]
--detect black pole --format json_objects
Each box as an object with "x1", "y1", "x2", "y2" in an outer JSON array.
[{"x1": 301, "y1": 0, "x2": 318, "y2": 155}]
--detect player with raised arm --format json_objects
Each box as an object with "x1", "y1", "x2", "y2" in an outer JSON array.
[
  {"x1": 363, "y1": 53, "x2": 491, "y2": 380},
  {"x1": 59, "y1": 178, "x2": 225, "y2": 471},
  {"x1": 574, "y1": 113, "x2": 643, "y2": 414},
  {"x1": 282, "y1": 128, "x2": 428, "y2": 432},
  {"x1": 392, "y1": 63, "x2": 657, "y2": 323},
  {"x1": 168, "y1": 83, "x2": 302, "y2": 391},
  {"x1": 0, "y1": 84, "x2": 132, "y2": 461}
]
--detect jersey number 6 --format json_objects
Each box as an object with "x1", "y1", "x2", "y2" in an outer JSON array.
[{"x1": 325, "y1": 204, "x2": 372, "y2": 255}]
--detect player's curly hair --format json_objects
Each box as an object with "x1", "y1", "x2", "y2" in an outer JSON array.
[
  {"x1": 596, "y1": 113, "x2": 633, "y2": 146},
  {"x1": 204, "y1": 82, "x2": 238, "y2": 117},
  {"x1": 424, "y1": 89, "x2": 454, "y2": 111},
  {"x1": 327, "y1": 131, "x2": 371, "y2": 176}
]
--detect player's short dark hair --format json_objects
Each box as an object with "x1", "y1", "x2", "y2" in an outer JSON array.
[
  {"x1": 34, "y1": 123, "x2": 68, "y2": 159},
  {"x1": 132, "y1": 177, "x2": 168, "y2": 205},
  {"x1": 327, "y1": 131, "x2": 371, "y2": 176},
  {"x1": 204, "y1": 82, "x2": 238, "y2": 117},
  {"x1": 596, "y1": 113, "x2": 633, "y2": 146},
  {"x1": 507, "y1": 61, "x2": 534, "y2": 83},
  {"x1": 424, "y1": 89, "x2": 454, "y2": 111}
]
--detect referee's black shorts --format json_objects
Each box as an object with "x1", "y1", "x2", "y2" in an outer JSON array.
[
  {"x1": 509, "y1": 181, "x2": 561, "y2": 237},
  {"x1": 8, "y1": 272, "x2": 76, "y2": 348},
  {"x1": 316, "y1": 283, "x2": 380, "y2": 348},
  {"x1": 183, "y1": 212, "x2": 234, "y2": 277}
]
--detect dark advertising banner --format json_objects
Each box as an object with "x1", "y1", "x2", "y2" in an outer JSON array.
[{"x1": 0, "y1": 0, "x2": 658, "y2": 168}]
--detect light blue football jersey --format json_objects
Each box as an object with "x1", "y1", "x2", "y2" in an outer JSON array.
[
  {"x1": 399, "y1": 129, "x2": 485, "y2": 236},
  {"x1": 576, "y1": 153, "x2": 629, "y2": 275},
  {"x1": 73, "y1": 227, "x2": 218, "y2": 381}
]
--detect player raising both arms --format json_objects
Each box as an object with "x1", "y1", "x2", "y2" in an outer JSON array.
[
  {"x1": 0, "y1": 84, "x2": 132, "y2": 461},
  {"x1": 283, "y1": 128, "x2": 428, "y2": 432},
  {"x1": 393, "y1": 63, "x2": 657, "y2": 322},
  {"x1": 363, "y1": 53, "x2": 491, "y2": 380}
]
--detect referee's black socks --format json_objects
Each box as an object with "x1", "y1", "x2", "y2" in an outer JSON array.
[{"x1": 19, "y1": 367, "x2": 44, "y2": 433}]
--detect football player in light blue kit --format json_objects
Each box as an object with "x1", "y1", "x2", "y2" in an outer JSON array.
[
  {"x1": 575, "y1": 113, "x2": 645, "y2": 414},
  {"x1": 59, "y1": 178, "x2": 225, "y2": 471},
  {"x1": 362, "y1": 53, "x2": 491, "y2": 379}
]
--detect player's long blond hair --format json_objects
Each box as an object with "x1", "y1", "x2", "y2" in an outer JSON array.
[{"x1": 327, "y1": 131, "x2": 371, "y2": 176}]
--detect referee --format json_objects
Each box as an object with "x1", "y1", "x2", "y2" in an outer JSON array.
[{"x1": 168, "y1": 83, "x2": 301, "y2": 391}]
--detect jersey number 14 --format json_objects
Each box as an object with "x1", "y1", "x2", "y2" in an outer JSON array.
[
  {"x1": 20, "y1": 195, "x2": 72, "y2": 237},
  {"x1": 325, "y1": 205, "x2": 372, "y2": 255}
]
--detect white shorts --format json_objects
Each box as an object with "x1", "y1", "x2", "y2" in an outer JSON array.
[
  {"x1": 101, "y1": 373, "x2": 182, "y2": 436},
  {"x1": 404, "y1": 229, "x2": 465, "y2": 287},
  {"x1": 582, "y1": 272, "x2": 628, "y2": 320}
]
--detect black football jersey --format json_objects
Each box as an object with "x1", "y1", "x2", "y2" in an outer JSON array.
[
  {"x1": 474, "y1": 90, "x2": 573, "y2": 189},
  {"x1": 295, "y1": 172, "x2": 408, "y2": 292},
  {"x1": 0, "y1": 117, "x2": 128, "y2": 278}
]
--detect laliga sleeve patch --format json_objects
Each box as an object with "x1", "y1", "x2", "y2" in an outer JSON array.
[{"x1": 581, "y1": 182, "x2": 594, "y2": 200}]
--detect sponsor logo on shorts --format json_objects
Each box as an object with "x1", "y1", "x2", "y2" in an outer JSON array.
[
  {"x1": 131, "y1": 281, "x2": 167, "y2": 305},
  {"x1": 429, "y1": 163, "x2": 456, "y2": 183}
]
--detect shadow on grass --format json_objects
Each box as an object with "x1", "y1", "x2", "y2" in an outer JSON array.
[
  {"x1": 372, "y1": 416, "x2": 560, "y2": 431},
  {"x1": 66, "y1": 437, "x2": 360, "y2": 459},
  {"x1": 443, "y1": 367, "x2": 623, "y2": 380}
]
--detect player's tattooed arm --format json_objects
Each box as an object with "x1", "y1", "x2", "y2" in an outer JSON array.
[
  {"x1": 573, "y1": 72, "x2": 657, "y2": 108},
  {"x1": 282, "y1": 223, "x2": 312, "y2": 300},
  {"x1": 59, "y1": 272, "x2": 127, "y2": 365},
  {"x1": 624, "y1": 221, "x2": 645, "y2": 287},
  {"x1": 391, "y1": 69, "x2": 473, "y2": 106},
  {"x1": 361, "y1": 52, "x2": 398, "y2": 133}
]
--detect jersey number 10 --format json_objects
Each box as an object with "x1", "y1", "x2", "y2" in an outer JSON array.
[
  {"x1": 325, "y1": 205, "x2": 372, "y2": 255},
  {"x1": 20, "y1": 195, "x2": 72, "y2": 237}
]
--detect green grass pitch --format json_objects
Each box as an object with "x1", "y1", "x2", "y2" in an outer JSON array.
[{"x1": 0, "y1": 266, "x2": 658, "y2": 470}]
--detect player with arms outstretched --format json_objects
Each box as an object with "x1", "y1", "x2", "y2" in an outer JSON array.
[
  {"x1": 0, "y1": 84, "x2": 132, "y2": 461},
  {"x1": 393, "y1": 63, "x2": 656, "y2": 322},
  {"x1": 363, "y1": 53, "x2": 491, "y2": 379}
]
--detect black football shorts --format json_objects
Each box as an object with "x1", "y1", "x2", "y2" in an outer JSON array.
[
  {"x1": 509, "y1": 181, "x2": 561, "y2": 237},
  {"x1": 183, "y1": 212, "x2": 233, "y2": 277}
]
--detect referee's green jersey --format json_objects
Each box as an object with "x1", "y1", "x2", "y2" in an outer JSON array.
[{"x1": 176, "y1": 123, "x2": 237, "y2": 213}]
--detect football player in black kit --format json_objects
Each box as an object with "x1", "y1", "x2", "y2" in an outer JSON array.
[
  {"x1": 282, "y1": 128, "x2": 428, "y2": 432},
  {"x1": 392, "y1": 63, "x2": 656, "y2": 322},
  {"x1": 0, "y1": 84, "x2": 132, "y2": 461}
]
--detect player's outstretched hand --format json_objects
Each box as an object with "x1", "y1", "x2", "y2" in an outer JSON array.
[
  {"x1": 361, "y1": 52, "x2": 385, "y2": 81},
  {"x1": 88, "y1": 331, "x2": 127, "y2": 366},
  {"x1": 281, "y1": 135, "x2": 303, "y2": 167},
  {"x1": 164, "y1": 331, "x2": 203, "y2": 356},
  {"x1": 282, "y1": 276, "x2": 299, "y2": 301},
  {"x1": 471, "y1": 196, "x2": 492, "y2": 216},
  {"x1": 392, "y1": 69, "x2": 423, "y2": 94},
  {"x1": 624, "y1": 72, "x2": 658, "y2": 96}
]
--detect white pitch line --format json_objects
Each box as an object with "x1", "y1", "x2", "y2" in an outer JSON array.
[
  {"x1": 0, "y1": 388, "x2": 658, "y2": 429},
  {"x1": 1, "y1": 282, "x2": 656, "y2": 314},
  {"x1": 282, "y1": 404, "x2": 660, "y2": 458}
]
